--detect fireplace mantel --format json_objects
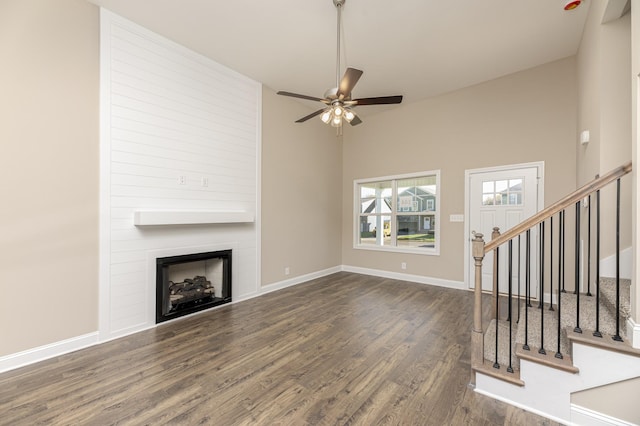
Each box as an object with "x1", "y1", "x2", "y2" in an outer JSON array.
[{"x1": 134, "y1": 210, "x2": 254, "y2": 226}]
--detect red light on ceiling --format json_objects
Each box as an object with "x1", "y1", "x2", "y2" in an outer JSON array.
[{"x1": 564, "y1": 1, "x2": 581, "y2": 10}]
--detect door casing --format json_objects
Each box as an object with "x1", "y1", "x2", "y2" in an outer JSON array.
[{"x1": 463, "y1": 161, "x2": 544, "y2": 293}]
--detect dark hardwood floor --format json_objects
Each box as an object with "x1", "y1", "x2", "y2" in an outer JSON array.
[{"x1": 0, "y1": 272, "x2": 559, "y2": 425}]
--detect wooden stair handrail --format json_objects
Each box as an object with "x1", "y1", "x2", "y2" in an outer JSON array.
[{"x1": 485, "y1": 161, "x2": 632, "y2": 253}]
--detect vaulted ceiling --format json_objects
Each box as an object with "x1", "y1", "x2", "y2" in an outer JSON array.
[{"x1": 89, "y1": 0, "x2": 590, "y2": 116}]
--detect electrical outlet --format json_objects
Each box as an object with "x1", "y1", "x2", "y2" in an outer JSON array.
[
  {"x1": 284, "y1": 267, "x2": 290, "y2": 276},
  {"x1": 401, "y1": 262, "x2": 407, "y2": 270},
  {"x1": 178, "y1": 175, "x2": 186, "y2": 185}
]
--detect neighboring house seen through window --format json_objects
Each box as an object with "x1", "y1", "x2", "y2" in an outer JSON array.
[{"x1": 355, "y1": 171, "x2": 440, "y2": 255}]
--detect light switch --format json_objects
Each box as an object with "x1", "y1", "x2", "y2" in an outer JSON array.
[{"x1": 450, "y1": 214, "x2": 464, "y2": 222}]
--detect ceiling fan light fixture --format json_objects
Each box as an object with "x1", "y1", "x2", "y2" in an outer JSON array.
[
  {"x1": 321, "y1": 109, "x2": 332, "y2": 124},
  {"x1": 276, "y1": 0, "x2": 402, "y2": 130},
  {"x1": 344, "y1": 110, "x2": 355, "y2": 122}
]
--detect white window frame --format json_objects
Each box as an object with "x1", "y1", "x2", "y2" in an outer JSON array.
[{"x1": 353, "y1": 170, "x2": 441, "y2": 255}]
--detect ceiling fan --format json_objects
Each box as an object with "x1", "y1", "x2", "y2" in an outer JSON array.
[{"x1": 277, "y1": 0, "x2": 403, "y2": 129}]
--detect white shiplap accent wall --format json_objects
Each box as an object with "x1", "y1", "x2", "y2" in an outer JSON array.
[{"x1": 100, "y1": 10, "x2": 261, "y2": 340}]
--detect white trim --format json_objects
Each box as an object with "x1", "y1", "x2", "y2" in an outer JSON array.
[
  {"x1": 570, "y1": 404, "x2": 636, "y2": 426},
  {"x1": 627, "y1": 317, "x2": 640, "y2": 349},
  {"x1": 342, "y1": 265, "x2": 465, "y2": 290},
  {"x1": 464, "y1": 161, "x2": 545, "y2": 290},
  {"x1": 353, "y1": 170, "x2": 441, "y2": 256},
  {"x1": 473, "y1": 387, "x2": 567, "y2": 425},
  {"x1": 0, "y1": 333, "x2": 99, "y2": 374},
  {"x1": 600, "y1": 246, "x2": 633, "y2": 280},
  {"x1": 0, "y1": 265, "x2": 338, "y2": 374},
  {"x1": 255, "y1": 266, "x2": 343, "y2": 299},
  {"x1": 0, "y1": 266, "x2": 470, "y2": 374}
]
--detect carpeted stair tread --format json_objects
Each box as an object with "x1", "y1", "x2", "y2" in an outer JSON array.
[
  {"x1": 484, "y1": 319, "x2": 520, "y2": 370},
  {"x1": 483, "y1": 277, "x2": 632, "y2": 374},
  {"x1": 599, "y1": 277, "x2": 631, "y2": 319}
]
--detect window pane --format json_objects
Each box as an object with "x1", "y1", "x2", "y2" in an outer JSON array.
[
  {"x1": 495, "y1": 180, "x2": 508, "y2": 192},
  {"x1": 396, "y1": 215, "x2": 436, "y2": 248},
  {"x1": 482, "y1": 181, "x2": 494, "y2": 194},
  {"x1": 509, "y1": 192, "x2": 522, "y2": 205},
  {"x1": 482, "y1": 194, "x2": 494, "y2": 205},
  {"x1": 509, "y1": 179, "x2": 523, "y2": 191},
  {"x1": 359, "y1": 215, "x2": 391, "y2": 245},
  {"x1": 397, "y1": 175, "x2": 437, "y2": 213},
  {"x1": 360, "y1": 181, "x2": 392, "y2": 214}
]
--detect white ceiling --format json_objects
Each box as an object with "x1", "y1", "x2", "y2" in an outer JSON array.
[{"x1": 89, "y1": 0, "x2": 590, "y2": 118}]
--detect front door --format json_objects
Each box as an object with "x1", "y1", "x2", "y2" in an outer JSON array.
[{"x1": 468, "y1": 166, "x2": 540, "y2": 296}]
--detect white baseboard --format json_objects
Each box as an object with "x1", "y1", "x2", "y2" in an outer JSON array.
[
  {"x1": 0, "y1": 332, "x2": 99, "y2": 374},
  {"x1": 0, "y1": 264, "x2": 459, "y2": 374},
  {"x1": 570, "y1": 404, "x2": 636, "y2": 426},
  {"x1": 627, "y1": 317, "x2": 640, "y2": 349},
  {"x1": 341, "y1": 265, "x2": 466, "y2": 290},
  {"x1": 600, "y1": 247, "x2": 632, "y2": 280},
  {"x1": 473, "y1": 387, "x2": 567, "y2": 425},
  {"x1": 257, "y1": 266, "x2": 343, "y2": 297}
]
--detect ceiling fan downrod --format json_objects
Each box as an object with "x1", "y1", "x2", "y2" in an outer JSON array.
[
  {"x1": 275, "y1": 0, "x2": 403, "y2": 129},
  {"x1": 334, "y1": 0, "x2": 345, "y2": 90}
]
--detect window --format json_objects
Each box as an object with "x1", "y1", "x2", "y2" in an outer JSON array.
[
  {"x1": 355, "y1": 171, "x2": 440, "y2": 255},
  {"x1": 482, "y1": 178, "x2": 523, "y2": 206}
]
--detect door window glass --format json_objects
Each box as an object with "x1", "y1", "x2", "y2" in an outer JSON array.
[{"x1": 482, "y1": 178, "x2": 523, "y2": 206}]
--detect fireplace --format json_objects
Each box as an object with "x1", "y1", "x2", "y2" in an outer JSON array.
[{"x1": 156, "y1": 249, "x2": 232, "y2": 323}]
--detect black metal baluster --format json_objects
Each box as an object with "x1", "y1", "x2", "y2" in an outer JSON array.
[
  {"x1": 594, "y1": 190, "x2": 602, "y2": 338},
  {"x1": 539, "y1": 221, "x2": 546, "y2": 355},
  {"x1": 587, "y1": 194, "x2": 592, "y2": 296},
  {"x1": 538, "y1": 221, "x2": 543, "y2": 309},
  {"x1": 508, "y1": 239, "x2": 514, "y2": 373},
  {"x1": 549, "y1": 216, "x2": 554, "y2": 311},
  {"x1": 494, "y1": 246, "x2": 501, "y2": 368},
  {"x1": 517, "y1": 234, "x2": 521, "y2": 323},
  {"x1": 574, "y1": 201, "x2": 582, "y2": 333},
  {"x1": 613, "y1": 179, "x2": 623, "y2": 342},
  {"x1": 561, "y1": 210, "x2": 566, "y2": 293},
  {"x1": 556, "y1": 213, "x2": 563, "y2": 359},
  {"x1": 524, "y1": 229, "x2": 531, "y2": 351}
]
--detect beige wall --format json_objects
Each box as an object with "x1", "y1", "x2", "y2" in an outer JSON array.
[
  {"x1": 261, "y1": 89, "x2": 343, "y2": 285},
  {"x1": 0, "y1": 0, "x2": 99, "y2": 356},
  {"x1": 341, "y1": 58, "x2": 577, "y2": 283},
  {"x1": 572, "y1": 377, "x2": 640, "y2": 424},
  {"x1": 577, "y1": 3, "x2": 632, "y2": 262}
]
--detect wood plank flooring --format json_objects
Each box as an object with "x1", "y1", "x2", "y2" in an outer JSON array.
[{"x1": 0, "y1": 272, "x2": 560, "y2": 425}]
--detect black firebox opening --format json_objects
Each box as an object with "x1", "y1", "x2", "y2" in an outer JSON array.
[{"x1": 156, "y1": 249, "x2": 232, "y2": 323}]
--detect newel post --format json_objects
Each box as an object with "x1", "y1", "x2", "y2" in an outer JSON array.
[{"x1": 471, "y1": 232, "x2": 485, "y2": 385}]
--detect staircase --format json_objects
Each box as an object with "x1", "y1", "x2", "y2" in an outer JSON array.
[
  {"x1": 470, "y1": 162, "x2": 640, "y2": 424},
  {"x1": 484, "y1": 278, "x2": 631, "y2": 372}
]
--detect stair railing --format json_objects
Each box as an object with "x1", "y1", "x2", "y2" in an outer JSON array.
[{"x1": 471, "y1": 162, "x2": 632, "y2": 383}]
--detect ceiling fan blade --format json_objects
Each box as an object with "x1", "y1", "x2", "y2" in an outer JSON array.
[
  {"x1": 337, "y1": 68, "x2": 363, "y2": 99},
  {"x1": 277, "y1": 91, "x2": 327, "y2": 103},
  {"x1": 353, "y1": 95, "x2": 403, "y2": 106},
  {"x1": 295, "y1": 109, "x2": 326, "y2": 123},
  {"x1": 349, "y1": 115, "x2": 363, "y2": 126}
]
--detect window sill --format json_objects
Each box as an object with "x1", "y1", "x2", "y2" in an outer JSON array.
[{"x1": 353, "y1": 244, "x2": 439, "y2": 256}]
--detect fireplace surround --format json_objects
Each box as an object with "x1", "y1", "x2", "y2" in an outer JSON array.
[{"x1": 156, "y1": 249, "x2": 232, "y2": 323}]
